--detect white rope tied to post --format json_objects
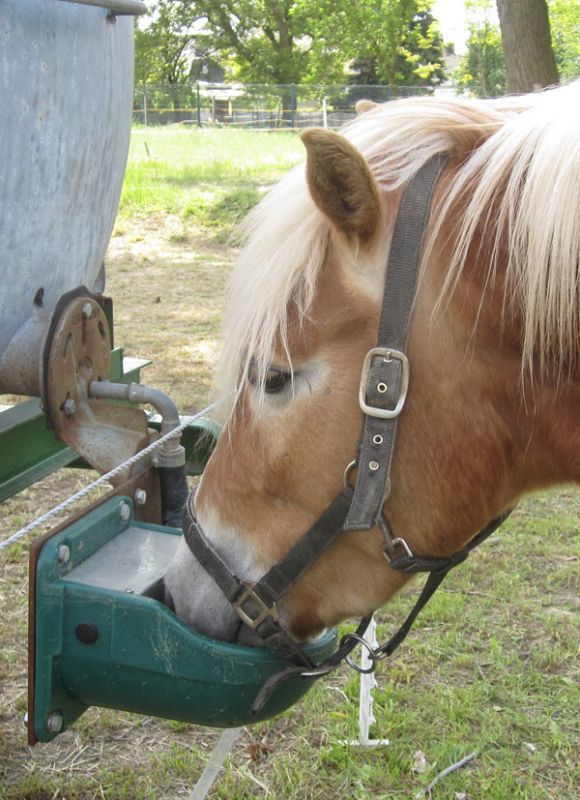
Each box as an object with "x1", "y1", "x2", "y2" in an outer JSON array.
[{"x1": 0, "y1": 403, "x2": 216, "y2": 551}]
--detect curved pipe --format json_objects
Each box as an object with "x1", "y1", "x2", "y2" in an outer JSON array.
[{"x1": 88, "y1": 380, "x2": 184, "y2": 466}]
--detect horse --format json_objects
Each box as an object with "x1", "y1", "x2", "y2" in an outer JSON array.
[{"x1": 163, "y1": 83, "x2": 580, "y2": 659}]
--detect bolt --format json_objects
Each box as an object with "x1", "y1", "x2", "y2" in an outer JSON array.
[
  {"x1": 81, "y1": 302, "x2": 93, "y2": 319},
  {"x1": 119, "y1": 501, "x2": 131, "y2": 522},
  {"x1": 46, "y1": 711, "x2": 63, "y2": 734},
  {"x1": 75, "y1": 622, "x2": 99, "y2": 645},
  {"x1": 57, "y1": 544, "x2": 70, "y2": 564},
  {"x1": 62, "y1": 397, "x2": 76, "y2": 416},
  {"x1": 134, "y1": 488, "x2": 147, "y2": 506}
]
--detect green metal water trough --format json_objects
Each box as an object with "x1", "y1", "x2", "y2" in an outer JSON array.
[{"x1": 28, "y1": 496, "x2": 337, "y2": 743}]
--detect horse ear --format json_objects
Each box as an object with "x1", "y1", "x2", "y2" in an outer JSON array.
[
  {"x1": 355, "y1": 99, "x2": 379, "y2": 115},
  {"x1": 301, "y1": 128, "x2": 380, "y2": 241}
]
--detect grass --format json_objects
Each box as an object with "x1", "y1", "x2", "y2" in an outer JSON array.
[
  {"x1": 120, "y1": 128, "x2": 305, "y2": 240},
  {"x1": 1, "y1": 127, "x2": 578, "y2": 799}
]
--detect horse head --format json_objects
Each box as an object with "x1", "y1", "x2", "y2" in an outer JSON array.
[{"x1": 164, "y1": 84, "x2": 580, "y2": 649}]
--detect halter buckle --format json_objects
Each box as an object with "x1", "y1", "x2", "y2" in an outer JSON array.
[
  {"x1": 233, "y1": 585, "x2": 279, "y2": 630},
  {"x1": 377, "y1": 514, "x2": 414, "y2": 563},
  {"x1": 359, "y1": 347, "x2": 409, "y2": 419}
]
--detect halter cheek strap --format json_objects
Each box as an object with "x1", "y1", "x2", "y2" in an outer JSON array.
[
  {"x1": 345, "y1": 152, "x2": 448, "y2": 531},
  {"x1": 181, "y1": 153, "x2": 513, "y2": 714}
]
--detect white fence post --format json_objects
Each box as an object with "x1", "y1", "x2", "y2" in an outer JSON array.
[{"x1": 342, "y1": 615, "x2": 390, "y2": 747}]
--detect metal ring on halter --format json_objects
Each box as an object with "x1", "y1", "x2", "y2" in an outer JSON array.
[
  {"x1": 339, "y1": 632, "x2": 378, "y2": 674},
  {"x1": 343, "y1": 459, "x2": 357, "y2": 490}
]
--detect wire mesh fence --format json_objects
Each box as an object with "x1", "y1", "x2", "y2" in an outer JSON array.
[{"x1": 133, "y1": 83, "x2": 441, "y2": 128}]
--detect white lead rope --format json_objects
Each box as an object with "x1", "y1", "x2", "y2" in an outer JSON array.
[{"x1": 0, "y1": 403, "x2": 216, "y2": 552}]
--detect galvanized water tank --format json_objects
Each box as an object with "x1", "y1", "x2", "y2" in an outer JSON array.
[{"x1": 0, "y1": 0, "x2": 144, "y2": 394}]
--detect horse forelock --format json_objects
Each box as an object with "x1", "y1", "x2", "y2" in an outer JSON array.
[{"x1": 216, "y1": 83, "x2": 580, "y2": 417}]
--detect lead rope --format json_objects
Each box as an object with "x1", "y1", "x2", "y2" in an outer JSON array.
[{"x1": 0, "y1": 403, "x2": 216, "y2": 551}]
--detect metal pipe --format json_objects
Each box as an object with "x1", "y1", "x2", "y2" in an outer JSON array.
[
  {"x1": 88, "y1": 381, "x2": 185, "y2": 467},
  {"x1": 58, "y1": 0, "x2": 147, "y2": 16}
]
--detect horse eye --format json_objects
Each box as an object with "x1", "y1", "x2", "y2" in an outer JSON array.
[
  {"x1": 264, "y1": 367, "x2": 291, "y2": 394},
  {"x1": 247, "y1": 360, "x2": 292, "y2": 394}
]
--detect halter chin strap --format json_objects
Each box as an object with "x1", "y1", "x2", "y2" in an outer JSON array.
[{"x1": 181, "y1": 153, "x2": 513, "y2": 714}]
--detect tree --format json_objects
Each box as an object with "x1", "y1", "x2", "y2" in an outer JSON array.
[
  {"x1": 548, "y1": 0, "x2": 580, "y2": 81},
  {"x1": 323, "y1": 0, "x2": 437, "y2": 90},
  {"x1": 454, "y1": 1, "x2": 505, "y2": 97},
  {"x1": 398, "y1": 8, "x2": 446, "y2": 86},
  {"x1": 345, "y1": 7, "x2": 446, "y2": 97},
  {"x1": 136, "y1": 0, "x2": 448, "y2": 97},
  {"x1": 496, "y1": 0, "x2": 559, "y2": 92},
  {"x1": 135, "y1": 1, "x2": 201, "y2": 86},
  {"x1": 195, "y1": 1, "x2": 310, "y2": 85}
]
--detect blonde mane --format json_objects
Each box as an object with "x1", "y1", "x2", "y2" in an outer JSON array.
[{"x1": 217, "y1": 83, "x2": 580, "y2": 413}]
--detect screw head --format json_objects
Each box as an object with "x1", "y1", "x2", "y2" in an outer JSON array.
[
  {"x1": 62, "y1": 397, "x2": 76, "y2": 416},
  {"x1": 119, "y1": 501, "x2": 131, "y2": 522},
  {"x1": 81, "y1": 302, "x2": 93, "y2": 319},
  {"x1": 57, "y1": 544, "x2": 70, "y2": 564},
  {"x1": 46, "y1": 711, "x2": 63, "y2": 734},
  {"x1": 134, "y1": 488, "x2": 147, "y2": 506},
  {"x1": 75, "y1": 622, "x2": 99, "y2": 645}
]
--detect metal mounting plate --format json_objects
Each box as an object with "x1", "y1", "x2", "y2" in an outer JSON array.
[{"x1": 43, "y1": 293, "x2": 153, "y2": 480}]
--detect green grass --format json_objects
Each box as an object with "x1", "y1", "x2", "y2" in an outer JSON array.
[
  {"x1": 120, "y1": 128, "x2": 305, "y2": 239},
  {"x1": 1, "y1": 127, "x2": 578, "y2": 800}
]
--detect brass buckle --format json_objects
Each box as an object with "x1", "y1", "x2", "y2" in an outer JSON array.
[
  {"x1": 358, "y1": 347, "x2": 409, "y2": 419},
  {"x1": 233, "y1": 586, "x2": 278, "y2": 630}
]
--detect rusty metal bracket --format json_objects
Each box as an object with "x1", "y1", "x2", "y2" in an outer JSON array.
[{"x1": 42, "y1": 293, "x2": 155, "y2": 482}]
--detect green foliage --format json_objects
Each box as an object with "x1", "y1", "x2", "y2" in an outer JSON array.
[
  {"x1": 135, "y1": 1, "x2": 201, "y2": 85},
  {"x1": 346, "y1": 7, "x2": 446, "y2": 89},
  {"x1": 187, "y1": 1, "x2": 311, "y2": 85},
  {"x1": 456, "y1": 0, "x2": 579, "y2": 97},
  {"x1": 136, "y1": 1, "x2": 446, "y2": 92},
  {"x1": 454, "y1": 1, "x2": 506, "y2": 97},
  {"x1": 549, "y1": 0, "x2": 580, "y2": 81}
]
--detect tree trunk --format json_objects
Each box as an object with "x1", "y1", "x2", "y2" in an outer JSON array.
[{"x1": 496, "y1": 0, "x2": 559, "y2": 93}]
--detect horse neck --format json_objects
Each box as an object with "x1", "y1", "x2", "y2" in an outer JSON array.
[{"x1": 385, "y1": 245, "x2": 580, "y2": 559}]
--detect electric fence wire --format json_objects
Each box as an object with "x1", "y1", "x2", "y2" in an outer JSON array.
[{"x1": 0, "y1": 403, "x2": 216, "y2": 552}]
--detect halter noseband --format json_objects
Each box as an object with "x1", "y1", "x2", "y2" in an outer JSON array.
[{"x1": 183, "y1": 154, "x2": 511, "y2": 713}]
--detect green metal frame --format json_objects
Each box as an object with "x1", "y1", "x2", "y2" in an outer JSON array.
[
  {"x1": 31, "y1": 496, "x2": 337, "y2": 742},
  {"x1": 0, "y1": 350, "x2": 149, "y2": 503}
]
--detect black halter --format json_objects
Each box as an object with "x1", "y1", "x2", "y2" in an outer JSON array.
[{"x1": 183, "y1": 154, "x2": 512, "y2": 713}]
